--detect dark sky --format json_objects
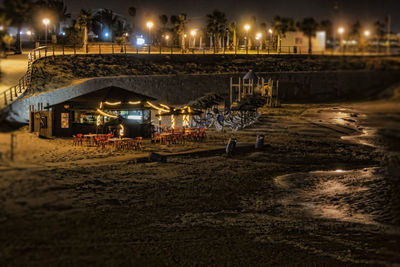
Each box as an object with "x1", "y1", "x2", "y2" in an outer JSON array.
[
  {"x1": 69, "y1": 0, "x2": 400, "y2": 32},
  {"x1": 1, "y1": 0, "x2": 400, "y2": 32}
]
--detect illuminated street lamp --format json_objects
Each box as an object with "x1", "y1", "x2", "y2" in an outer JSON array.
[
  {"x1": 338, "y1": 27, "x2": 345, "y2": 53},
  {"x1": 43, "y1": 18, "x2": 50, "y2": 46},
  {"x1": 364, "y1": 30, "x2": 370, "y2": 37},
  {"x1": 244, "y1": 24, "x2": 250, "y2": 54},
  {"x1": 146, "y1": 21, "x2": 153, "y2": 44},
  {"x1": 190, "y1": 29, "x2": 197, "y2": 48}
]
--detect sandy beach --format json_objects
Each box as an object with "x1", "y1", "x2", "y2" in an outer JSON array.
[{"x1": 0, "y1": 101, "x2": 399, "y2": 265}]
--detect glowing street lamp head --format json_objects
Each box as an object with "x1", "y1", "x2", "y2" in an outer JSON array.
[
  {"x1": 165, "y1": 35, "x2": 169, "y2": 40},
  {"x1": 184, "y1": 34, "x2": 187, "y2": 38},
  {"x1": 190, "y1": 30, "x2": 197, "y2": 37},
  {"x1": 256, "y1": 33, "x2": 262, "y2": 40},
  {"x1": 268, "y1": 28, "x2": 273, "y2": 34},
  {"x1": 146, "y1": 21, "x2": 153, "y2": 29},
  {"x1": 43, "y1": 18, "x2": 50, "y2": 25},
  {"x1": 364, "y1": 30, "x2": 370, "y2": 37},
  {"x1": 27, "y1": 30, "x2": 32, "y2": 36},
  {"x1": 244, "y1": 24, "x2": 250, "y2": 31},
  {"x1": 338, "y1": 27, "x2": 345, "y2": 34},
  {"x1": 0, "y1": 25, "x2": 3, "y2": 31},
  {"x1": 104, "y1": 32, "x2": 109, "y2": 37}
]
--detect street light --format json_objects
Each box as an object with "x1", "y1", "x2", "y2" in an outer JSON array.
[
  {"x1": 146, "y1": 21, "x2": 153, "y2": 44},
  {"x1": 244, "y1": 24, "x2": 250, "y2": 54},
  {"x1": 364, "y1": 30, "x2": 370, "y2": 37},
  {"x1": 43, "y1": 18, "x2": 50, "y2": 46},
  {"x1": 191, "y1": 29, "x2": 197, "y2": 48},
  {"x1": 338, "y1": 27, "x2": 345, "y2": 53}
]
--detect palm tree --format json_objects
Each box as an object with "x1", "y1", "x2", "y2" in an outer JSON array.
[
  {"x1": 74, "y1": 9, "x2": 92, "y2": 47},
  {"x1": 350, "y1": 20, "x2": 362, "y2": 49},
  {"x1": 93, "y1": 9, "x2": 118, "y2": 41},
  {"x1": 271, "y1": 16, "x2": 295, "y2": 51},
  {"x1": 159, "y1": 14, "x2": 168, "y2": 30},
  {"x1": 259, "y1": 22, "x2": 267, "y2": 50},
  {"x1": 48, "y1": 0, "x2": 71, "y2": 34},
  {"x1": 206, "y1": 10, "x2": 227, "y2": 52},
  {"x1": 170, "y1": 13, "x2": 187, "y2": 50},
  {"x1": 319, "y1": 20, "x2": 332, "y2": 40},
  {"x1": 0, "y1": 13, "x2": 12, "y2": 56},
  {"x1": 3, "y1": 0, "x2": 32, "y2": 53},
  {"x1": 297, "y1": 17, "x2": 319, "y2": 54},
  {"x1": 228, "y1": 21, "x2": 237, "y2": 50},
  {"x1": 128, "y1": 7, "x2": 136, "y2": 33},
  {"x1": 374, "y1": 20, "x2": 385, "y2": 51}
]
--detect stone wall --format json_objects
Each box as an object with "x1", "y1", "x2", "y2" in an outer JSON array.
[{"x1": 7, "y1": 70, "x2": 400, "y2": 123}]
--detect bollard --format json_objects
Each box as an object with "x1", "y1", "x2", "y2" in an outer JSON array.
[
  {"x1": 255, "y1": 135, "x2": 264, "y2": 149},
  {"x1": 226, "y1": 138, "x2": 237, "y2": 156}
]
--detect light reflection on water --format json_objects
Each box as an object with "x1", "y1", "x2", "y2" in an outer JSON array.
[{"x1": 275, "y1": 168, "x2": 378, "y2": 225}]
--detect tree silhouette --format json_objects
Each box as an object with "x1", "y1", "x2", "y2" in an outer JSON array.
[
  {"x1": 206, "y1": 10, "x2": 227, "y2": 51},
  {"x1": 74, "y1": 9, "x2": 92, "y2": 47},
  {"x1": 297, "y1": 17, "x2": 319, "y2": 54},
  {"x1": 3, "y1": 0, "x2": 32, "y2": 53},
  {"x1": 170, "y1": 13, "x2": 187, "y2": 50},
  {"x1": 271, "y1": 16, "x2": 295, "y2": 51},
  {"x1": 128, "y1": 7, "x2": 136, "y2": 33}
]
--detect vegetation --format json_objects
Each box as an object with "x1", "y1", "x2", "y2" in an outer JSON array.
[
  {"x1": 0, "y1": 0, "x2": 393, "y2": 53},
  {"x1": 206, "y1": 10, "x2": 227, "y2": 51},
  {"x1": 297, "y1": 17, "x2": 319, "y2": 54}
]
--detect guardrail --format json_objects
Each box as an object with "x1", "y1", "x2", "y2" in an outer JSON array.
[{"x1": 1, "y1": 43, "x2": 398, "y2": 108}]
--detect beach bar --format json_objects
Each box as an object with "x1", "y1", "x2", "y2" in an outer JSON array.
[{"x1": 30, "y1": 86, "x2": 157, "y2": 138}]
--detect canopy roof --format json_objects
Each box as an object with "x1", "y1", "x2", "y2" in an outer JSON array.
[
  {"x1": 46, "y1": 86, "x2": 156, "y2": 110},
  {"x1": 243, "y1": 70, "x2": 258, "y2": 80}
]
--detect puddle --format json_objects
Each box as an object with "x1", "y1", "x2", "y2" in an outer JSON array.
[{"x1": 274, "y1": 168, "x2": 386, "y2": 225}]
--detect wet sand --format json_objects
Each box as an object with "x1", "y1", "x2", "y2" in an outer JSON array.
[{"x1": 0, "y1": 101, "x2": 399, "y2": 266}]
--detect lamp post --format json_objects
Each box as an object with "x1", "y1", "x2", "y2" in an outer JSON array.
[
  {"x1": 244, "y1": 24, "x2": 250, "y2": 54},
  {"x1": 146, "y1": 21, "x2": 153, "y2": 54},
  {"x1": 338, "y1": 27, "x2": 345, "y2": 54},
  {"x1": 165, "y1": 34, "x2": 169, "y2": 46},
  {"x1": 146, "y1": 21, "x2": 153, "y2": 44},
  {"x1": 190, "y1": 30, "x2": 197, "y2": 48},
  {"x1": 256, "y1": 32, "x2": 262, "y2": 47},
  {"x1": 364, "y1": 30, "x2": 370, "y2": 54},
  {"x1": 43, "y1": 18, "x2": 50, "y2": 46}
]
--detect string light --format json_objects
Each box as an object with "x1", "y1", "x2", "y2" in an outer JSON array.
[
  {"x1": 97, "y1": 109, "x2": 118, "y2": 118},
  {"x1": 96, "y1": 115, "x2": 102, "y2": 126},
  {"x1": 158, "y1": 110, "x2": 162, "y2": 121},
  {"x1": 171, "y1": 114, "x2": 175, "y2": 128},
  {"x1": 160, "y1": 104, "x2": 171, "y2": 110},
  {"x1": 99, "y1": 102, "x2": 103, "y2": 108},
  {"x1": 104, "y1": 101, "x2": 121, "y2": 105},
  {"x1": 146, "y1": 101, "x2": 169, "y2": 112},
  {"x1": 128, "y1": 101, "x2": 141, "y2": 105},
  {"x1": 119, "y1": 124, "x2": 125, "y2": 137}
]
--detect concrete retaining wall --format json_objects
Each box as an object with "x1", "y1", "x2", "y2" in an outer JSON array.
[{"x1": 7, "y1": 70, "x2": 400, "y2": 123}]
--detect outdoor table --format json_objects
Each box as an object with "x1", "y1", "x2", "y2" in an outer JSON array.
[
  {"x1": 84, "y1": 134, "x2": 105, "y2": 146},
  {"x1": 159, "y1": 133, "x2": 173, "y2": 145},
  {"x1": 107, "y1": 138, "x2": 133, "y2": 150}
]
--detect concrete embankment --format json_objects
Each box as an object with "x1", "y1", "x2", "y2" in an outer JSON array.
[{"x1": 5, "y1": 69, "x2": 400, "y2": 123}]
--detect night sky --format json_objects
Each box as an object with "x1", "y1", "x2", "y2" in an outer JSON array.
[{"x1": 1, "y1": 0, "x2": 399, "y2": 32}]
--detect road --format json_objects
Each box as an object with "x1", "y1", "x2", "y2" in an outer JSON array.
[{"x1": 0, "y1": 52, "x2": 29, "y2": 95}]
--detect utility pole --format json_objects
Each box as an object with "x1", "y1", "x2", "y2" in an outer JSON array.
[{"x1": 386, "y1": 15, "x2": 391, "y2": 55}]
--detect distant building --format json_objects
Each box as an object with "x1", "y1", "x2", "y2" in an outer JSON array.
[{"x1": 280, "y1": 31, "x2": 326, "y2": 53}]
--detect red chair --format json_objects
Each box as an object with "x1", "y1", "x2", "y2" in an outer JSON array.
[{"x1": 135, "y1": 137, "x2": 143, "y2": 150}]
